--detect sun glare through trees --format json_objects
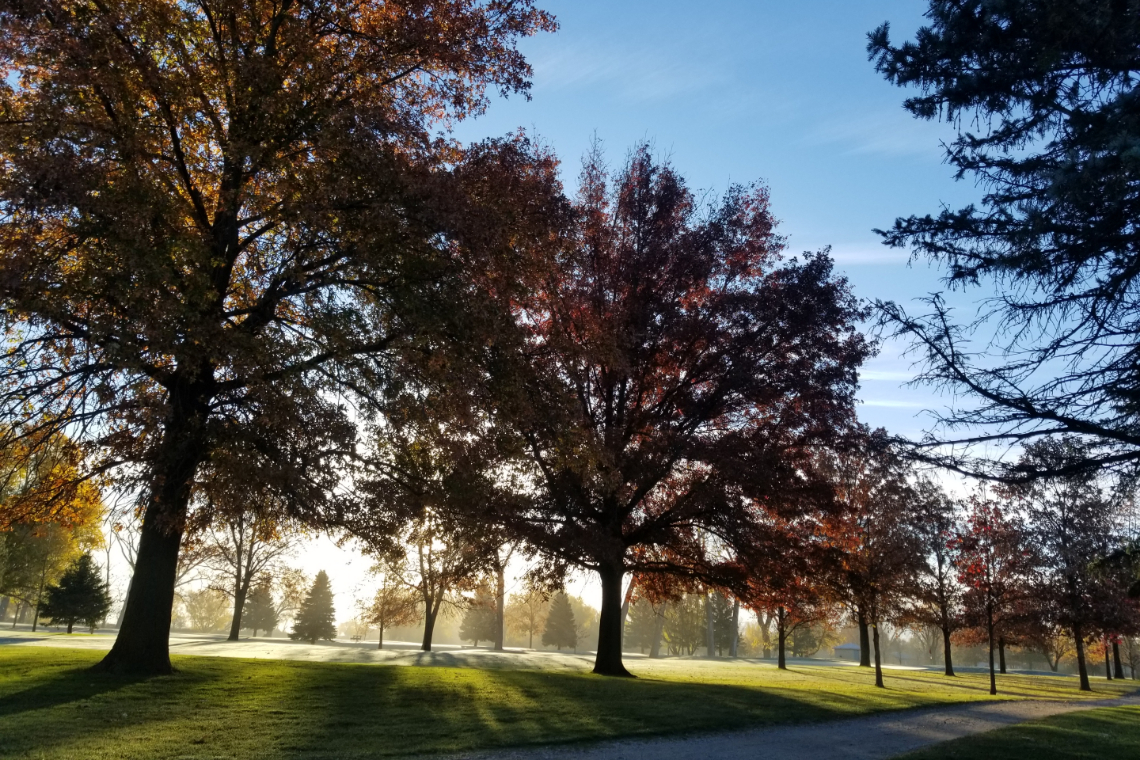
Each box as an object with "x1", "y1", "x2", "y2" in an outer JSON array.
[{"x1": 2, "y1": 2, "x2": 1140, "y2": 759}]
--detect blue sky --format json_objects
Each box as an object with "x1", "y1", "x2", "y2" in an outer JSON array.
[{"x1": 453, "y1": 0, "x2": 985, "y2": 442}]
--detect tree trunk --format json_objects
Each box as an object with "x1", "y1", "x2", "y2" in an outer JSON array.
[
  {"x1": 1105, "y1": 641, "x2": 1113, "y2": 680},
  {"x1": 998, "y1": 636, "x2": 1007, "y2": 674},
  {"x1": 31, "y1": 562, "x2": 47, "y2": 633},
  {"x1": 227, "y1": 584, "x2": 249, "y2": 642},
  {"x1": 493, "y1": 564, "x2": 506, "y2": 651},
  {"x1": 649, "y1": 608, "x2": 665, "y2": 659},
  {"x1": 872, "y1": 621, "x2": 884, "y2": 688},
  {"x1": 858, "y1": 607, "x2": 871, "y2": 667},
  {"x1": 986, "y1": 608, "x2": 997, "y2": 696},
  {"x1": 1074, "y1": 625, "x2": 1091, "y2": 691},
  {"x1": 593, "y1": 563, "x2": 632, "y2": 677},
  {"x1": 96, "y1": 409, "x2": 205, "y2": 675},
  {"x1": 422, "y1": 604, "x2": 439, "y2": 652},
  {"x1": 729, "y1": 598, "x2": 740, "y2": 658},
  {"x1": 941, "y1": 623, "x2": 955, "y2": 676},
  {"x1": 1113, "y1": 640, "x2": 1125, "y2": 679},
  {"x1": 777, "y1": 612, "x2": 787, "y2": 670},
  {"x1": 116, "y1": 576, "x2": 133, "y2": 627},
  {"x1": 705, "y1": 590, "x2": 715, "y2": 658},
  {"x1": 0, "y1": 596, "x2": 9, "y2": 621},
  {"x1": 67, "y1": 621, "x2": 74, "y2": 634},
  {"x1": 377, "y1": 624, "x2": 384, "y2": 650}
]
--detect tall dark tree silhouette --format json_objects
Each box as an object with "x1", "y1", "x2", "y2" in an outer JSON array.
[
  {"x1": 0, "y1": 0, "x2": 557, "y2": 674},
  {"x1": 240, "y1": 580, "x2": 278, "y2": 638},
  {"x1": 490, "y1": 145, "x2": 870, "y2": 676},
  {"x1": 870, "y1": 1, "x2": 1140, "y2": 478},
  {"x1": 542, "y1": 592, "x2": 577, "y2": 651}
]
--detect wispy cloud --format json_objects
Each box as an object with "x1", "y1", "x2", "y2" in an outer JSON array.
[
  {"x1": 801, "y1": 110, "x2": 954, "y2": 160},
  {"x1": 860, "y1": 369, "x2": 917, "y2": 382},
  {"x1": 860, "y1": 399, "x2": 929, "y2": 408}
]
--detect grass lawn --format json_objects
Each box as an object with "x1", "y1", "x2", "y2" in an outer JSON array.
[
  {"x1": 897, "y1": 705, "x2": 1140, "y2": 759},
  {"x1": 0, "y1": 646, "x2": 1135, "y2": 759}
]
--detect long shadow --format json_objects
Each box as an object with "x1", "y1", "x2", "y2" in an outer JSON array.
[{"x1": 0, "y1": 661, "x2": 150, "y2": 719}]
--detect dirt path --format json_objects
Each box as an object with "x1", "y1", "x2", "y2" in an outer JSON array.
[{"x1": 444, "y1": 695, "x2": 1140, "y2": 760}]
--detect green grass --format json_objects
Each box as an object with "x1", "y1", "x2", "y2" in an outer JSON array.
[
  {"x1": 0, "y1": 647, "x2": 1135, "y2": 759},
  {"x1": 897, "y1": 705, "x2": 1140, "y2": 759}
]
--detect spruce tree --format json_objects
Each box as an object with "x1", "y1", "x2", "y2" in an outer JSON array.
[
  {"x1": 242, "y1": 581, "x2": 279, "y2": 638},
  {"x1": 459, "y1": 582, "x2": 497, "y2": 647},
  {"x1": 542, "y1": 592, "x2": 577, "y2": 651},
  {"x1": 289, "y1": 571, "x2": 337, "y2": 644},
  {"x1": 40, "y1": 554, "x2": 111, "y2": 634}
]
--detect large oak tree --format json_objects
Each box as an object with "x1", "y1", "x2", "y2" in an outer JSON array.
[
  {"x1": 0, "y1": 0, "x2": 556, "y2": 673},
  {"x1": 489, "y1": 146, "x2": 871, "y2": 676}
]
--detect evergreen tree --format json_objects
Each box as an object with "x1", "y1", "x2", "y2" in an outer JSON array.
[
  {"x1": 709, "y1": 592, "x2": 736, "y2": 656},
  {"x1": 242, "y1": 581, "x2": 279, "y2": 638},
  {"x1": 542, "y1": 592, "x2": 577, "y2": 651},
  {"x1": 459, "y1": 582, "x2": 497, "y2": 647},
  {"x1": 39, "y1": 554, "x2": 111, "y2": 634},
  {"x1": 289, "y1": 571, "x2": 337, "y2": 644}
]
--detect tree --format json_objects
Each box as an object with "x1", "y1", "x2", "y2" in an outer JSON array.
[
  {"x1": 542, "y1": 592, "x2": 577, "y2": 651},
  {"x1": 241, "y1": 580, "x2": 278, "y2": 638},
  {"x1": 290, "y1": 571, "x2": 336, "y2": 644},
  {"x1": 505, "y1": 584, "x2": 549, "y2": 650},
  {"x1": 953, "y1": 494, "x2": 1034, "y2": 695},
  {"x1": 366, "y1": 570, "x2": 420, "y2": 650},
  {"x1": 39, "y1": 554, "x2": 111, "y2": 634},
  {"x1": 459, "y1": 580, "x2": 498, "y2": 647},
  {"x1": 870, "y1": 1, "x2": 1140, "y2": 478},
  {"x1": 206, "y1": 509, "x2": 295, "y2": 641},
  {"x1": 273, "y1": 568, "x2": 310, "y2": 635},
  {"x1": 1012, "y1": 438, "x2": 1126, "y2": 690},
  {"x1": 182, "y1": 588, "x2": 231, "y2": 633},
  {"x1": 624, "y1": 599, "x2": 659, "y2": 654},
  {"x1": 0, "y1": 0, "x2": 557, "y2": 675},
  {"x1": 822, "y1": 438, "x2": 924, "y2": 687},
  {"x1": 904, "y1": 478, "x2": 963, "y2": 676},
  {"x1": 487, "y1": 145, "x2": 870, "y2": 676}
]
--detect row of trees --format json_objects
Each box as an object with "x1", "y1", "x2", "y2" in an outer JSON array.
[{"x1": 3, "y1": 0, "x2": 1140, "y2": 689}]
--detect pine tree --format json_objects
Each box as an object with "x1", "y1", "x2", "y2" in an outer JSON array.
[
  {"x1": 289, "y1": 571, "x2": 337, "y2": 644},
  {"x1": 542, "y1": 592, "x2": 577, "y2": 651},
  {"x1": 242, "y1": 581, "x2": 279, "y2": 638},
  {"x1": 39, "y1": 554, "x2": 111, "y2": 634},
  {"x1": 459, "y1": 582, "x2": 498, "y2": 647}
]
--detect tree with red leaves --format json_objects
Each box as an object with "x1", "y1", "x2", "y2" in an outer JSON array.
[
  {"x1": 490, "y1": 145, "x2": 870, "y2": 677},
  {"x1": 952, "y1": 492, "x2": 1034, "y2": 695}
]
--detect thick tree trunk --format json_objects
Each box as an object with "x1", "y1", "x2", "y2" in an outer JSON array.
[
  {"x1": 777, "y1": 612, "x2": 787, "y2": 670},
  {"x1": 494, "y1": 564, "x2": 506, "y2": 651},
  {"x1": 1074, "y1": 625, "x2": 1091, "y2": 691},
  {"x1": 227, "y1": 584, "x2": 249, "y2": 642},
  {"x1": 729, "y1": 598, "x2": 740, "y2": 658},
  {"x1": 649, "y1": 609, "x2": 665, "y2": 659},
  {"x1": 998, "y1": 636, "x2": 1007, "y2": 674},
  {"x1": 593, "y1": 563, "x2": 632, "y2": 677},
  {"x1": 422, "y1": 605, "x2": 439, "y2": 652},
  {"x1": 1113, "y1": 641, "x2": 1125, "y2": 679},
  {"x1": 705, "y1": 590, "x2": 715, "y2": 658},
  {"x1": 987, "y1": 610, "x2": 997, "y2": 695},
  {"x1": 377, "y1": 624, "x2": 384, "y2": 650},
  {"x1": 872, "y1": 621, "x2": 884, "y2": 688},
  {"x1": 941, "y1": 624, "x2": 955, "y2": 676},
  {"x1": 96, "y1": 406, "x2": 205, "y2": 675},
  {"x1": 66, "y1": 621, "x2": 74, "y2": 634},
  {"x1": 858, "y1": 607, "x2": 871, "y2": 667}
]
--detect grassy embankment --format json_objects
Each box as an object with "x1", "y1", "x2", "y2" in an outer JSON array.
[
  {"x1": 1, "y1": 645, "x2": 1135, "y2": 759},
  {"x1": 898, "y1": 705, "x2": 1140, "y2": 759}
]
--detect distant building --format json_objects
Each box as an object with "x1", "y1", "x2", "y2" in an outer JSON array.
[{"x1": 833, "y1": 642, "x2": 861, "y2": 662}]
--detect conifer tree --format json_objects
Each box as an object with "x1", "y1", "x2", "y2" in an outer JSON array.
[
  {"x1": 542, "y1": 592, "x2": 577, "y2": 651},
  {"x1": 459, "y1": 582, "x2": 497, "y2": 647},
  {"x1": 289, "y1": 571, "x2": 337, "y2": 644},
  {"x1": 242, "y1": 581, "x2": 279, "y2": 638},
  {"x1": 40, "y1": 554, "x2": 111, "y2": 634}
]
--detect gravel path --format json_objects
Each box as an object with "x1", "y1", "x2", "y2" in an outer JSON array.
[{"x1": 443, "y1": 695, "x2": 1140, "y2": 760}]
